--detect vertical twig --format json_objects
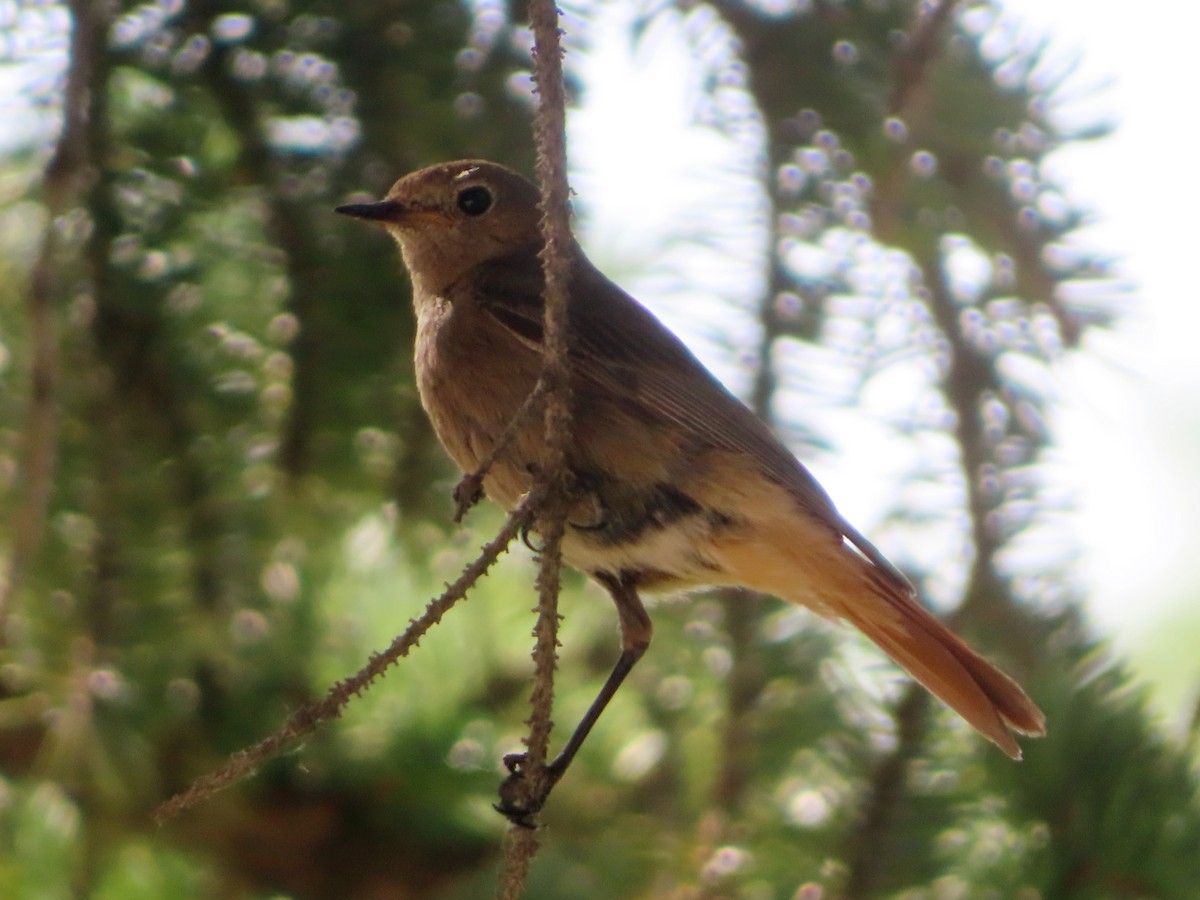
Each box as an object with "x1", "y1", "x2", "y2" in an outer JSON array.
[
  {"x1": 496, "y1": 828, "x2": 540, "y2": 900},
  {"x1": 496, "y1": 0, "x2": 574, "y2": 893},
  {"x1": 524, "y1": 0, "x2": 574, "y2": 779},
  {"x1": 838, "y1": 686, "x2": 930, "y2": 899},
  {"x1": 869, "y1": 0, "x2": 960, "y2": 243},
  {"x1": 184, "y1": 0, "x2": 324, "y2": 479}
]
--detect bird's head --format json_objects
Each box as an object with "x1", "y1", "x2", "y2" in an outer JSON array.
[{"x1": 336, "y1": 160, "x2": 546, "y2": 293}]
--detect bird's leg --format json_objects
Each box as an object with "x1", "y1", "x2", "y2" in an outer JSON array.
[{"x1": 496, "y1": 571, "x2": 651, "y2": 827}]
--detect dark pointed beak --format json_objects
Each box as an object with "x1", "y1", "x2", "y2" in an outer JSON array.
[{"x1": 335, "y1": 199, "x2": 404, "y2": 222}]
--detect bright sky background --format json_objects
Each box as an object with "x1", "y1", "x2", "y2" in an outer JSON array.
[{"x1": 981, "y1": 0, "x2": 1200, "y2": 726}]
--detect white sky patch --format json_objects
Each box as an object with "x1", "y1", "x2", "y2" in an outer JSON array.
[
  {"x1": 568, "y1": 0, "x2": 768, "y2": 400},
  {"x1": 996, "y1": 0, "x2": 1200, "y2": 675}
]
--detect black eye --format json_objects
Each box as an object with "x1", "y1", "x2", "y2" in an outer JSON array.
[{"x1": 456, "y1": 186, "x2": 493, "y2": 216}]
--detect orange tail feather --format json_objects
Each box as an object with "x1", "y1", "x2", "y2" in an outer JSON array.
[
  {"x1": 714, "y1": 530, "x2": 1046, "y2": 757},
  {"x1": 835, "y1": 581, "x2": 1045, "y2": 757}
]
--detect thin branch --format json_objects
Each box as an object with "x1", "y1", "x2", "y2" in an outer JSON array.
[
  {"x1": 713, "y1": 591, "x2": 768, "y2": 817},
  {"x1": 185, "y1": 0, "x2": 324, "y2": 478},
  {"x1": 454, "y1": 378, "x2": 550, "y2": 522},
  {"x1": 154, "y1": 494, "x2": 537, "y2": 824},
  {"x1": 493, "y1": 0, "x2": 574, "y2": 887},
  {"x1": 870, "y1": 0, "x2": 960, "y2": 244},
  {"x1": 496, "y1": 827, "x2": 541, "y2": 900},
  {"x1": 838, "y1": 685, "x2": 930, "y2": 899},
  {"x1": 714, "y1": 214, "x2": 787, "y2": 821},
  {"x1": 888, "y1": 0, "x2": 961, "y2": 114},
  {"x1": 513, "y1": 0, "x2": 575, "y2": 799},
  {"x1": 0, "y1": 0, "x2": 107, "y2": 636}
]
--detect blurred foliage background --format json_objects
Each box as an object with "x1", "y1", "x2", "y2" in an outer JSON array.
[{"x1": 1, "y1": 0, "x2": 1198, "y2": 897}]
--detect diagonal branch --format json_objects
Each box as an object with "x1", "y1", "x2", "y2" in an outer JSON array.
[
  {"x1": 454, "y1": 379, "x2": 551, "y2": 522},
  {"x1": 153, "y1": 493, "x2": 537, "y2": 824}
]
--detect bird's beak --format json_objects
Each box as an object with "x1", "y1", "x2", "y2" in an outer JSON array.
[
  {"x1": 335, "y1": 199, "x2": 405, "y2": 222},
  {"x1": 335, "y1": 199, "x2": 451, "y2": 228}
]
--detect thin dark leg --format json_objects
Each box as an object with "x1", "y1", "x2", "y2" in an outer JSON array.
[{"x1": 496, "y1": 571, "x2": 652, "y2": 826}]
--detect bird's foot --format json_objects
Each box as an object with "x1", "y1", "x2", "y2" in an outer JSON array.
[
  {"x1": 494, "y1": 752, "x2": 565, "y2": 829},
  {"x1": 452, "y1": 473, "x2": 485, "y2": 522}
]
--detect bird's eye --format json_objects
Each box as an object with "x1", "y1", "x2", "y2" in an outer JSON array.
[{"x1": 456, "y1": 186, "x2": 493, "y2": 216}]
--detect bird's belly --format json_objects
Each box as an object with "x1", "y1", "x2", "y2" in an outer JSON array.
[{"x1": 560, "y1": 519, "x2": 729, "y2": 592}]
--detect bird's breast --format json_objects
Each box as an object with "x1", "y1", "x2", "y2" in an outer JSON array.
[
  {"x1": 413, "y1": 295, "x2": 542, "y2": 508},
  {"x1": 410, "y1": 292, "x2": 777, "y2": 595}
]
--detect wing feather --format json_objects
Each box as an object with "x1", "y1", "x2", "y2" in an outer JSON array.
[{"x1": 467, "y1": 248, "x2": 913, "y2": 595}]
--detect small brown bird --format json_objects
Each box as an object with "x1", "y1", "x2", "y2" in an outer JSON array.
[{"x1": 337, "y1": 160, "x2": 1045, "y2": 813}]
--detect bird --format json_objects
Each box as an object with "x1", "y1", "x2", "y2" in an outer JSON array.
[{"x1": 336, "y1": 159, "x2": 1045, "y2": 817}]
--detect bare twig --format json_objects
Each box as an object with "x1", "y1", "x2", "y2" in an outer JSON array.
[
  {"x1": 154, "y1": 494, "x2": 537, "y2": 823},
  {"x1": 714, "y1": 216, "x2": 789, "y2": 819},
  {"x1": 514, "y1": 0, "x2": 575, "y2": 800},
  {"x1": 816, "y1": 5, "x2": 966, "y2": 894},
  {"x1": 496, "y1": 827, "x2": 542, "y2": 900},
  {"x1": 495, "y1": 0, "x2": 574, "y2": 889},
  {"x1": 454, "y1": 378, "x2": 551, "y2": 522},
  {"x1": 183, "y1": 0, "x2": 327, "y2": 479},
  {"x1": 713, "y1": 590, "x2": 768, "y2": 815}
]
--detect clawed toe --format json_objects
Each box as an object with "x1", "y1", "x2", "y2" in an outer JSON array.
[{"x1": 494, "y1": 754, "x2": 565, "y2": 827}]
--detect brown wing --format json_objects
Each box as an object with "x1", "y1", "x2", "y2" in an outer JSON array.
[{"x1": 469, "y1": 247, "x2": 913, "y2": 596}]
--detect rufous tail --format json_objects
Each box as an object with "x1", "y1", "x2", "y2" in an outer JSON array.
[
  {"x1": 715, "y1": 530, "x2": 1046, "y2": 757},
  {"x1": 831, "y1": 571, "x2": 1046, "y2": 758}
]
